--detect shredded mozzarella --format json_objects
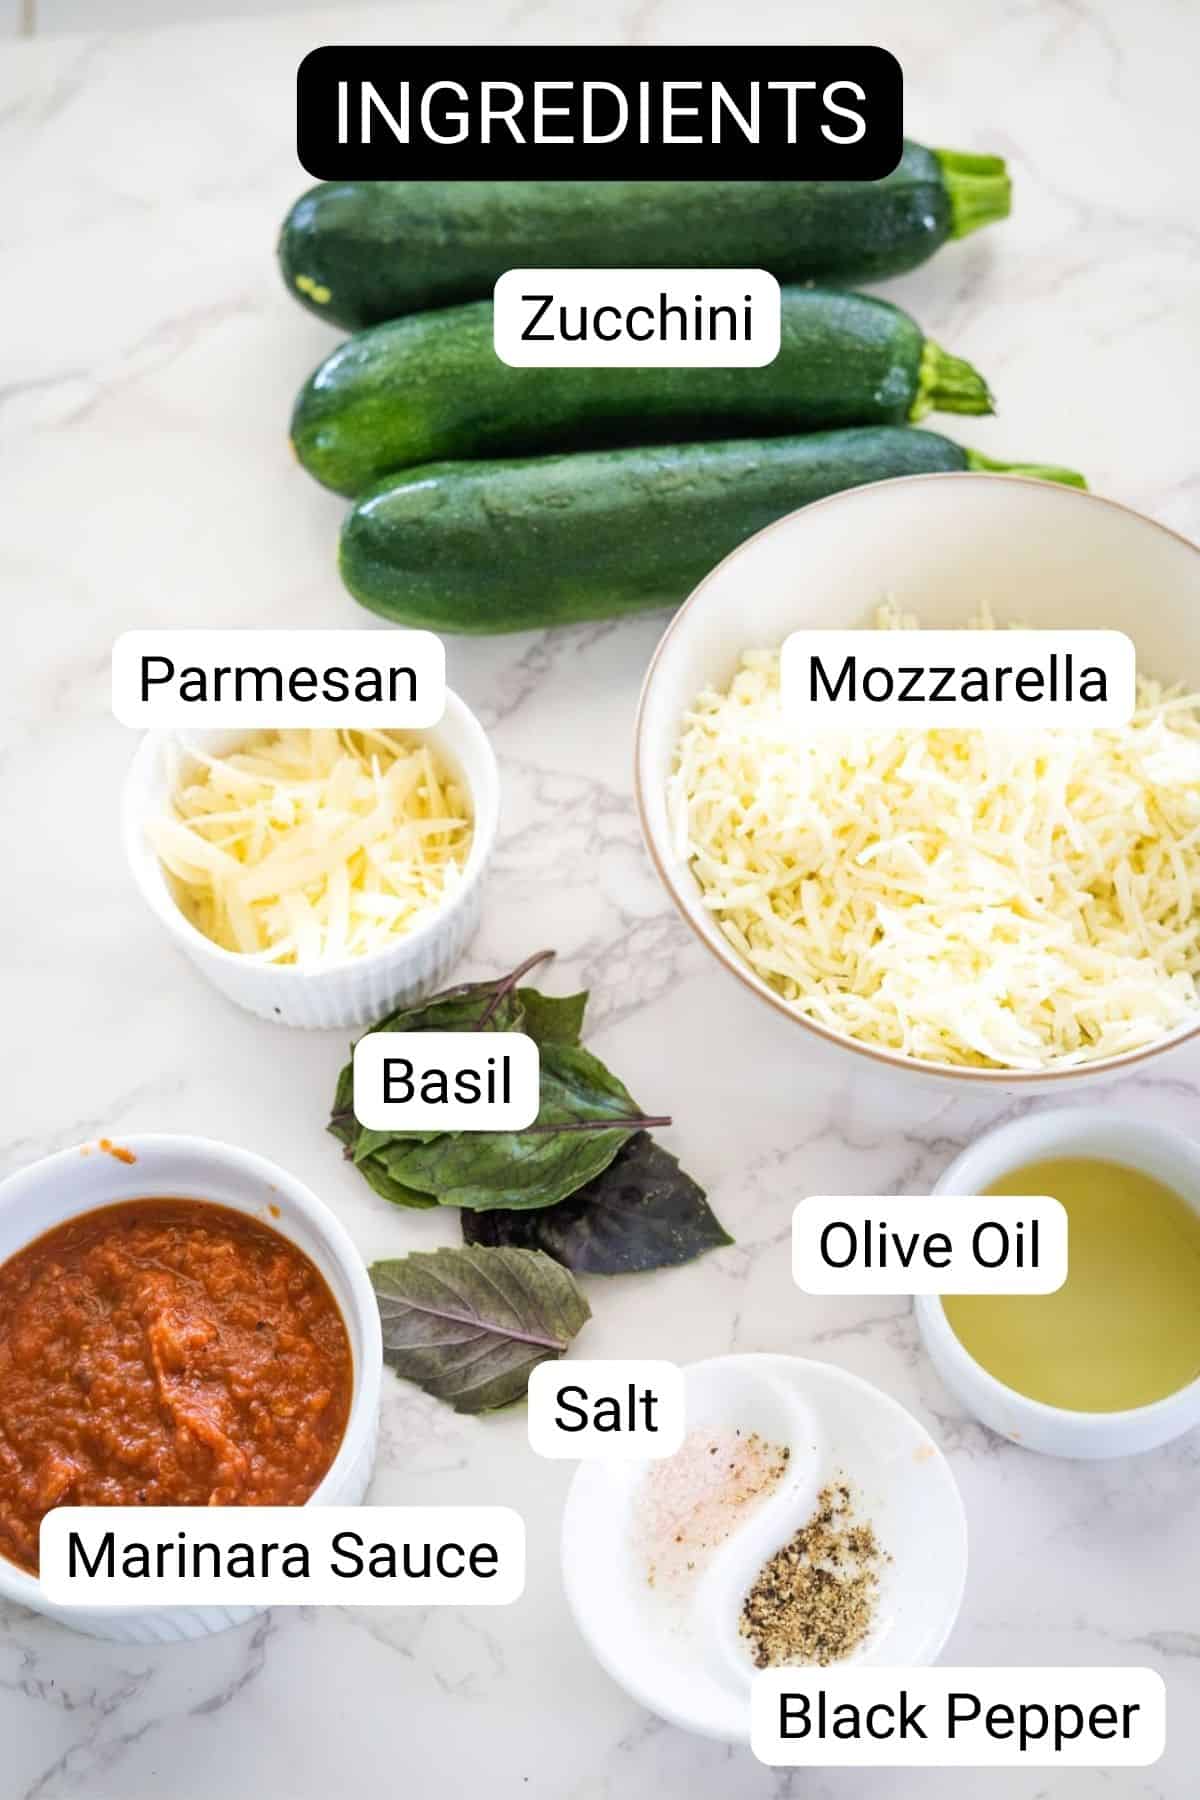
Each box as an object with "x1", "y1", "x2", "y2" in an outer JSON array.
[
  {"x1": 670, "y1": 608, "x2": 1200, "y2": 1070},
  {"x1": 149, "y1": 728, "x2": 473, "y2": 966}
]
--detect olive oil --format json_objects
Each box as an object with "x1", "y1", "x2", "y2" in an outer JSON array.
[{"x1": 943, "y1": 1158, "x2": 1200, "y2": 1412}]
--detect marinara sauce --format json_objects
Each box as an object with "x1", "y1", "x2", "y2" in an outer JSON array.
[{"x1": 0, "y1": 1199, "x2": 352, "y2": 1573}]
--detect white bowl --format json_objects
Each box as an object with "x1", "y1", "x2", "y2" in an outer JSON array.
[
  {"x1": 0, "y1": 1134, "x2": 382, "y2": 1642},
  {"x1": 634, "y1": 475, "x2": 1200, "y2": 1091},
  {"x1": 561, "y1": 1354, "x2": 966, "y2": 1743},
  {"x1": 122, "y1": 689, "x2": 500, "y2": 1028},
  {"x1": 917, "y1": 1110, "x2": 1200, "y2": 1459}
]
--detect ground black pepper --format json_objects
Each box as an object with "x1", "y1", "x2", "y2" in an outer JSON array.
[{"x1": 738, "y1": 1478, "x2": 888, "y2": 1668}]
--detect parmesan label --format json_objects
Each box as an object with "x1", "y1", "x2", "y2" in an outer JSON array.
[{"x1": 670, "y1": 608, "x2": 1200, "y2": 1070}]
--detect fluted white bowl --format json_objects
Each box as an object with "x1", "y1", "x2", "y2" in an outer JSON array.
[
  {"x1": 0, "y1": 1135, "x2": 381, "y2": 1643},
  {"x1": 122, "y1": 690, "x2": 499, "y2": 1028}
]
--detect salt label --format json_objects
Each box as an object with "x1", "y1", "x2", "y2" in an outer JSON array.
[{"x1": 527, "y1": 1361, "x2": 685, "y2": 1459}]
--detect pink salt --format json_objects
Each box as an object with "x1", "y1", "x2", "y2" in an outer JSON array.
[{"x1": 630, "y1": 1428, "x2": 790, "y2": 1601}]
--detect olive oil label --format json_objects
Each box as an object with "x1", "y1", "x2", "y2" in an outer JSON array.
[{"x1": 793, "y1": 1196, "x2": 1067, "y2": 1295}]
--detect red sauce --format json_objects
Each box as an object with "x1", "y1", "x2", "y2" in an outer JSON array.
[
  {"x1": 0, "y1": 1199, "x2": 352, "y2": 1573},
  {"x1": 98, "y1": 1138, "x2": 137, "y2": 1165}
]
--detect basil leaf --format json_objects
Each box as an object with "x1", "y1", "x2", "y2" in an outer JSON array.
[
  {"x1": 328, "y1": 951, "x2": 668, "y2": 1217},
  {"x1": 365, "y1": 970, "x2": 583, "y2": 1046},
  {"x1": 384, "y1": 1041, "x2": 668, "y2": 1211},
  {"x1": 377, "y1": 1142, "x2": 439, "y2": 1185},
  {"x1": 351, "y1": 1126, "x2": 397, "y2": 1165},
  {"x1": 328, "y1": 951, "x2": 566, "y2": 1157},
  {"x1": 356, "y1": 1160, "x2": 439, "y2": 1211},
  {"x1": 517, "y1": 987, "x2": 587, "y2": 1047},
  {"x1": 328, "y1": 1062, "x2": 357, "y2": 1151},
  {"x1": 367, "y1": 948, "x2": 558, "y2": 1038},
  {"x1": 462, "y1": 1133, "x2": 731, "y2": 1273},
  {"x1": 371, "y1": 1245, "x2": 590, "y2": 1412},
  {"x1": 373, "y1": 983, "x2": 526, "y2": 1037}
]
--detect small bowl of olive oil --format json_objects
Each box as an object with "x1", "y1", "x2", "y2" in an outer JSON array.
[{"x1": 916, "y1": 1110, "x2": 1200, "y2": 1458}]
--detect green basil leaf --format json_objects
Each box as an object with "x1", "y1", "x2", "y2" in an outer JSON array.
[
  {"x1": 462, "y1": 1133, "x2": 731, "y2": 1274},
  {"x1": 377, "y1": 1142, "x2": 439, "y2": 1184},
  {"x1": 384, "y1": 1041, "x2": 668, "y2": 1211},
  {"x1": 350, "y1": 1126, "x2": 397, "y2": 1165},
  {"x1": 517, "y1": 987, "x2": 587, "y2": 1047},
  {"x1": 340, "y1": 994, "x2": 585, "y2": 1151},
  {"x1": 366, "y1": 948, "x2": 558, "y2": 1038},
  {"x1": 375, "y1": 983, "x2": 526, "y2": 1036},
  {"x1": 356, "y1": 1158, "x2": 439, "y2": 1210},
  {"x1": 328, "y1": 951, "x2": 565, "y2": 1157},
  {"x1": 371, "y1": 1245, "x2": 590, "y2": 1412},
  {"x1": 329, "y1": 1061, "x2": 358, "y2": 1151}
]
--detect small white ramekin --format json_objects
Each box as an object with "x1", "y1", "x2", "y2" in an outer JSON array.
[
  {"x1": 0, "y1": 1134, "x2": 381, "y2": 1643},
  {"x1": 121, "y1": 690, "x2": 500, "y2": 1028},
  {"x1": 917, "y1": 1109, "x2": 1200, "y2": 1459}
]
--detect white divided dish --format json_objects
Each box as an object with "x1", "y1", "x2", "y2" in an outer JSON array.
[{"x1": 561, "y1": 1354, "x2": 967, "y2": 1743}]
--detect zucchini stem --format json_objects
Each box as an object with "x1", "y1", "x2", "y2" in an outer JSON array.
[
  {"x1": 910, "y1": 340, "x2": 994, "y2": 421},
  {"x1": 935, "y1": 148, "x2": 1012, "y2": 239},
  {"x1": 964, "y1": 449, "x2": 1087, "y2": 490}
]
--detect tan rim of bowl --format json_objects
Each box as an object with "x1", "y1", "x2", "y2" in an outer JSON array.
[{"x1": 632, "y1": 473, "x2": 1200, "y2": 1086}]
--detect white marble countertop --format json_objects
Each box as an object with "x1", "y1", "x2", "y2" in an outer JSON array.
[{"x1": 3, "y1": 2, "x2": 1199, "y2": 1795}]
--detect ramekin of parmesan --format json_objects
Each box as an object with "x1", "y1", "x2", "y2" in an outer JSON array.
[{"x1": 122, "y1": 694, "x2": 499, "y2": 1028}]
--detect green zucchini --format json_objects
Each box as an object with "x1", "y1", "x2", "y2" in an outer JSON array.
[
  {"x1": 280, "y1": 143, "x2": 1011, "y2": 331},
  {"x1": 292, "y1": 290, "x2": 992, "y2": 498},
  {"x1": 338, "y1": 429, "x2": 1085, "y2": 635}
]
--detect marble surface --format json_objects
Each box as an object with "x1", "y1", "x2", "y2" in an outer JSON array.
[
  {"x1": 29, "y1": 1, "x2": 372, "y2": 36},
  {"x1": 3, "y1": 1, "x2": 1199, "y2": 1795}
]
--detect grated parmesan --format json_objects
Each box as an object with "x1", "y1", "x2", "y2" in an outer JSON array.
[
  {"x1": 148, "y1": 728, "x2": 473, "y2": 966},
  {"x1": 670, "y1": 607, "x2": 1200, "y2": 1070}
]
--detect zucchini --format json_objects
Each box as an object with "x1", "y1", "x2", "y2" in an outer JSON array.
[
  {"x1": 339, "y1": 429, "x2": 1085, "y2": 635},
  {"x1": 280, "y1": 143, "x2": 1011, "y2": 331},
  {"x1": 293, "y1": 290, "x2": 992, "y2": 498}
]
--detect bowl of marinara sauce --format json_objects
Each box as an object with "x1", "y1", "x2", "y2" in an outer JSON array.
[{"x1": 0, "y1": 1135, "x2": 382, "y2": 1642}]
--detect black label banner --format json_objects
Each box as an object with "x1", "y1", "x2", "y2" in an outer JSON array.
[{"x1": 297, "y1": 46, "x2": 903, "y2": 181}]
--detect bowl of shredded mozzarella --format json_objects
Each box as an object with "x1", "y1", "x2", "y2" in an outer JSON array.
[
  {"x1": 635, "y1": 474, "x2": 1200, "y2": 1083},
  {"x1": 123, "y1": 694, "x2": 499, "y2": 1028}
]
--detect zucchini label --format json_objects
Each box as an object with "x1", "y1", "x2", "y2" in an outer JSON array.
[
  {"x1": 111, "y1": 628, "x2": 445, "y2": 728},
  {"x1": 493, "y1": 269, "x2": 781, "y2": 370},
  {"x1": 296, "y1": 46, "x2": 903, "y2": 182}
]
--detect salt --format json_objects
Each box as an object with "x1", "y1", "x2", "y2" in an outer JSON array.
[{"x1": 630, "y1": 1428, "x2": 790, "y2": 1607}]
